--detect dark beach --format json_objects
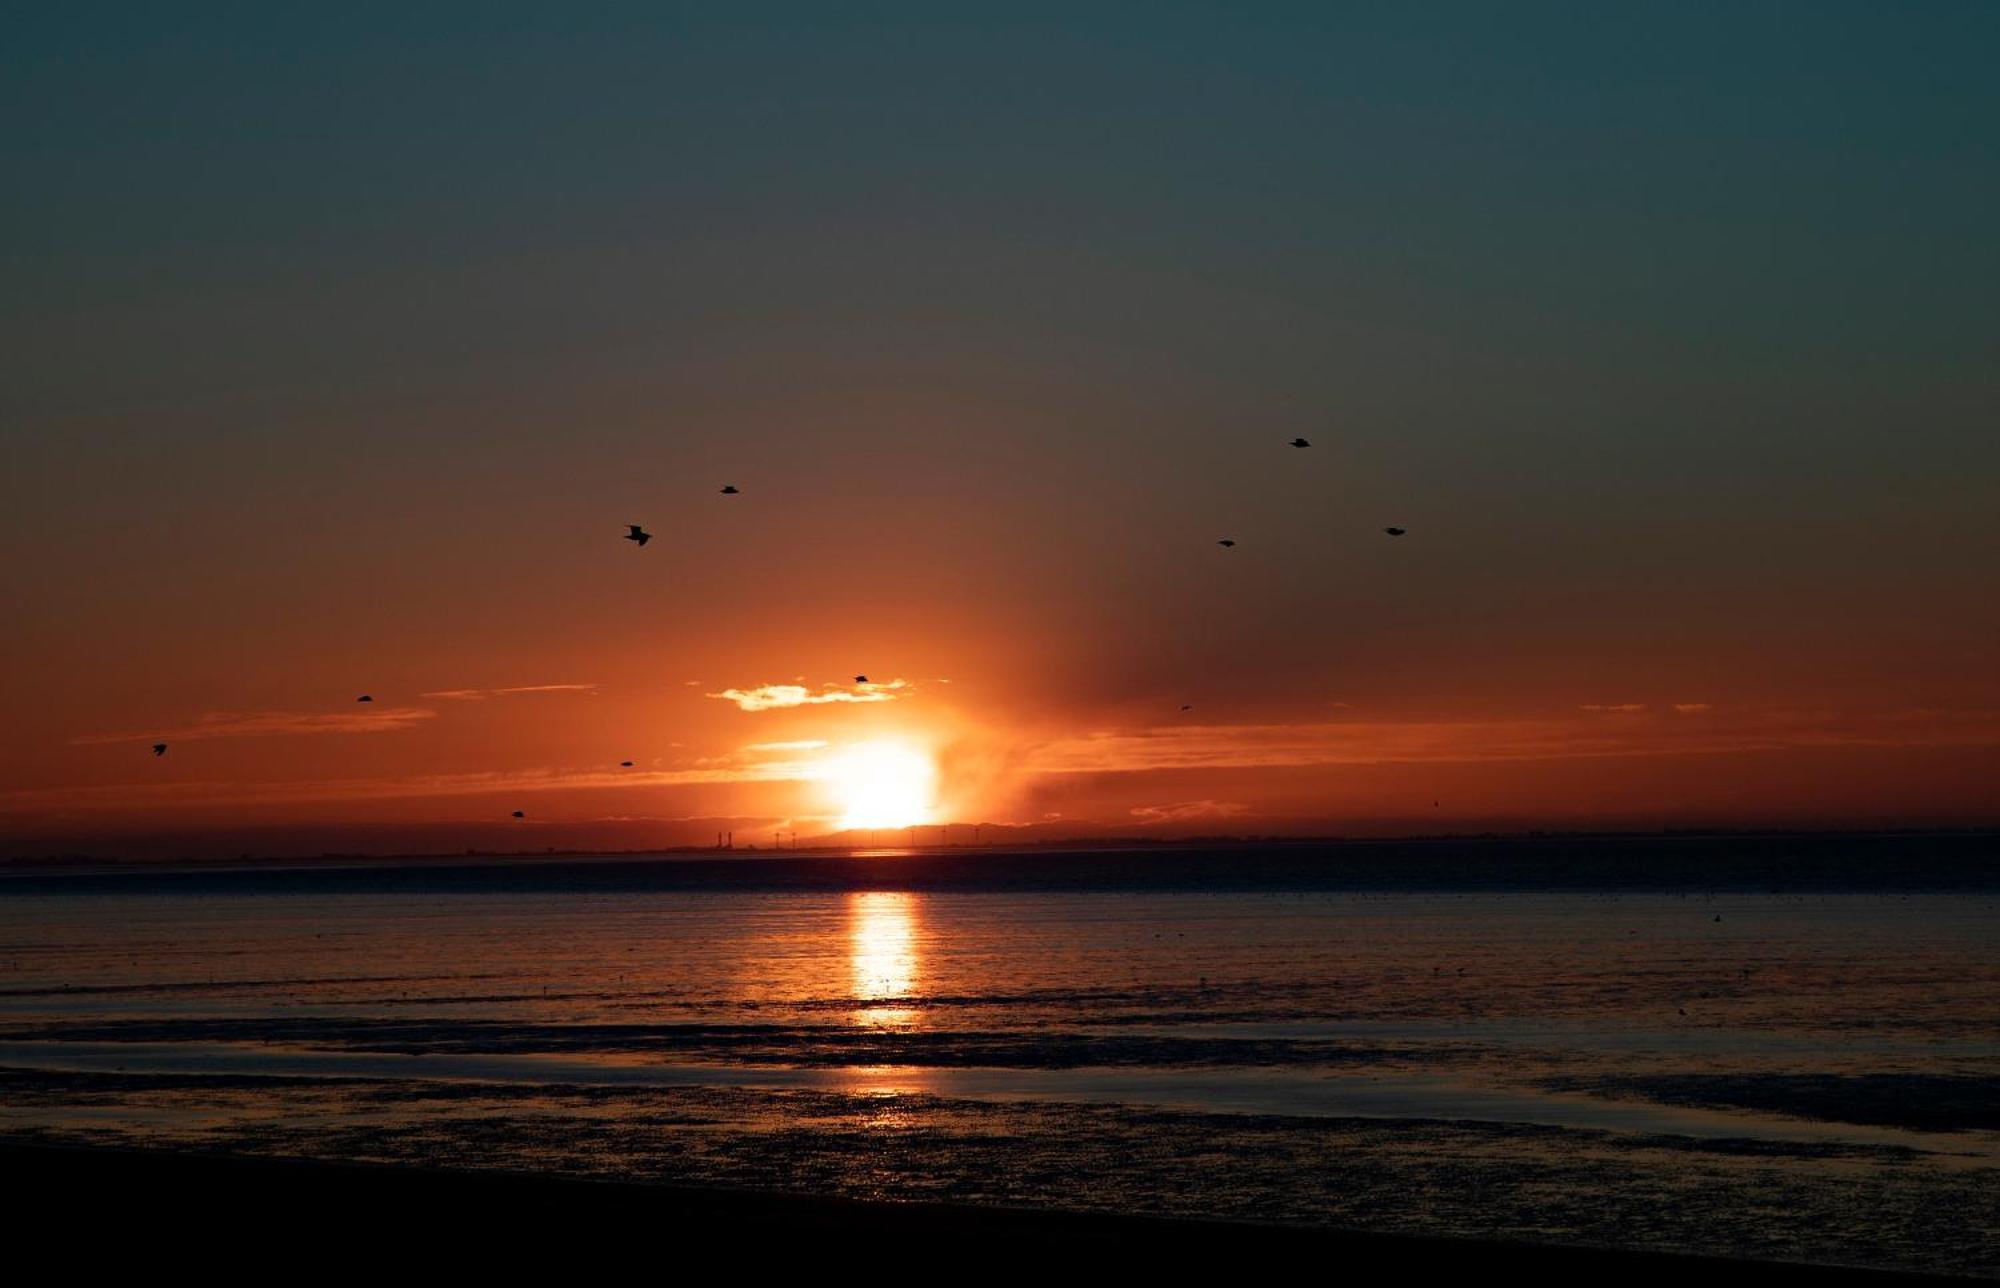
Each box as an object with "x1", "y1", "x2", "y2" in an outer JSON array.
[{"x1": 4, "y1": 1142, "x2": 1968, "y2": 1283}]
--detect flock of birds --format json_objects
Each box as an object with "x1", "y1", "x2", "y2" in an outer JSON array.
[
  {"x1": 147, "y1": 442, "x2": 1409, "y2": 826},
  {"x1": 622, "y1": 449, "x2": 1410, "y2": 555},
  {"x1": 1219, "y1": 441, "x2": 1404, "y2": 544},
  {"x1": 623, "y1": 486, "x2": 742, "y2": 547}
]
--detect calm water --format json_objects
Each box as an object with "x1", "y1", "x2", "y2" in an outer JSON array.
[{"x1": 2, "y1": 868, "x2": 1996, "y2": 1273}]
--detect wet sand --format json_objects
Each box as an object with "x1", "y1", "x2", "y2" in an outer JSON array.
[{"x1": 3, "y1": 1142, "x2": 1965, "y2": 1282}]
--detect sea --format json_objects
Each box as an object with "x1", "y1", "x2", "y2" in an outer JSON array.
[{"x1": 1, "y1": 837, "x2": 1995, "y2": 1275}]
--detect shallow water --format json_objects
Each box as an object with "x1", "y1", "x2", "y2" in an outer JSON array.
[{"x1": 2, "y1": 880, "x2": 1996, "y2": 1272}]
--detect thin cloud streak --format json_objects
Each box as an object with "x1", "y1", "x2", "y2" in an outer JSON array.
[
  {"x1": 70, "y1": 707, "x2": 438, "y2": 746},
  {"x1": 29, "y1": 709, "x2": 2000, "y2": 823},
  {"x1": 1026, "y1": 709, "x2": 2000, "y2": 775},
  {"x1": 15, "y1": 739, "x2": 851, "y2": 817},
  {"x1": 420, "y1": 684, "x2": 599, "y2": 700},
  {"x1": 1129, "y1": 800, "x2": 1249, "y2": 823},
  {"x1": 1, "y1": 761, "x2": 817, "y2": 816}
]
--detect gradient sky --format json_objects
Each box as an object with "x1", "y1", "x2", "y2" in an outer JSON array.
[{"x1": 5, "y1": 4, "x2": 1997, "y2": 856}]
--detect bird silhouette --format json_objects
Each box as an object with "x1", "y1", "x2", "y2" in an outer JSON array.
[
  {"x1": 619, "y1": 761, "x2": 634, "y2": 768},
  {"x1": 1289, "y1": 437, "x2": 1310, "y2": 448},
  {"x1": 511, "y1": 810, "x2": 525, "y2": 819},
  {"x1": 1383, "y1": 527, "x2": 1406, "y2": 537},
  {"x1": 356, "y1": 695, "x2": 373, "y2": 703},
  {"x1": 151, "y1": 743, "x2": 167, "y2": 757},
  {"x1": 624, "y1": 525, "x2": 651, "y2": 547},
  {"x1": 1180, "y1": 704, "x2": 1193, "y2": 712},
  {"x1": 719, "y1": 485, "x2": 739, "y2": 495},
  {"x1": 1216, "y1": 539, "x2": 1236, "y2": 548},
  {"x1": 854, "y1": 674, "x2": 869, "y2": 684}
]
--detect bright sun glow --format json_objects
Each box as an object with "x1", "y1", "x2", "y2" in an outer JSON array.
[{"x1": 824, "y1": 740, "x2": 938, "y2": 831}]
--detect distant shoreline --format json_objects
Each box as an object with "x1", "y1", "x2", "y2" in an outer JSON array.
[
  {"x1": 3, "y1": 830, "x2": 1994, "y2": 892},
  {"x1": 7, "y1": 824, "x2": 1997, "y2": 868}
]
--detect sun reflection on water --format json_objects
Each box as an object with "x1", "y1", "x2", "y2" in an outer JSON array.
[{"x1": 848, "y1": 891, "x2": 921, "y2": 1028}]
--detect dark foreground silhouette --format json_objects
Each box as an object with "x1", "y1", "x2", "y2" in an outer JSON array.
[{"x1": 2, "y1": 1144, "x2": 1959, "y2": 1282}]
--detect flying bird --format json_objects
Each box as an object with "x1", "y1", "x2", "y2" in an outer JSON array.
[
  {"x1": 624, "y1": 525, "x2": 651, "y2": 547},
  {"x1": 356, "y1": 695, "x2": 373, "y2": 703},
  {"x1": 1383, "y1": 527, "x2": 1406, "y2": 537},
  {"x1": 619, "y1": 761, "x2": 634, "y2": 768},
  {"x1": 719, "y1": 485, "x2": 739, "y2": 495},
  {"x1": 1180, "y1": 704, "x2": 1193, "y2": 712},
  {"x1": 511, "y1": 810, "x2": 525, "y2": 819},
  {"x1": 1216, "y1": 539, "x2": 1236, "y2": 548},
  {"x1": 151, "y1": 743, "x2": 167, "y2": 757},
  {"x1": 854, "y1": 674, "x2": 869, "y2": 684},
  {"x1": 1289, "y1": 437, "x2": 1310, "y2": 448}
]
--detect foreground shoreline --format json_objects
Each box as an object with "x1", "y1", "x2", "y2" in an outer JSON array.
[{"x1": 1, "y1": 1142, "x2": 1970, "y2": 1282}]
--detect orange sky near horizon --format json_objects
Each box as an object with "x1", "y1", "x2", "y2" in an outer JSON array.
[
  {"x1": 5, "y1": 387, "x2": 1998, "y2": 855},
  {"x1": 6, "y1": 636, "x2": 1999, "y2": 856}
]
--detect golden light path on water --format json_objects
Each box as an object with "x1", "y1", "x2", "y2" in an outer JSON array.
[{"x1": 848, "y1": 891, "x2": 922, "y2": 1031}]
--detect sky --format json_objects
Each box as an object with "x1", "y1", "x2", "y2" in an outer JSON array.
[{"x1": 3, "y1": 3, "x2": 1997, "y2": 856}]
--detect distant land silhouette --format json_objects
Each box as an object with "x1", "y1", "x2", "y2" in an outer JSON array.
[{"x1": 3, "y1": 832, "x2": 1993, "y2": 896}]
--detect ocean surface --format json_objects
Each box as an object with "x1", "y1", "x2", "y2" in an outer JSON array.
[{"x1": 2, "y1": 841, "x2": 1996, "y2": 1275}]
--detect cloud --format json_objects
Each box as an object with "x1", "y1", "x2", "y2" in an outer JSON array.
[
  {"x1": 71, "y1": 707, "x2": 437, "y2": 746},
  {"x1": 707, "y1": 679, "x2": 909, "y2": 712},
  {"x1": 34, "y1": 707, "x2": 2000, "y2": 827},
  {"x1": 420, "y1": 684, "x2": 597, "y2": 700},
  {"x1": 1024, "y1": 708, "x2": 2000, "y2": 775},
  {"x1": 14, "y1": 733, "x2": 866, "y2": 819},
  {"x1": 1579, "y1": 702, "x2": 1714, "y2": 715},
  {"x1": 2, "y1": 757, "x2": 821, "y2": 816},
  {"x1": 1129, "y1": 800, "x2": 1248, "y2": 823}
]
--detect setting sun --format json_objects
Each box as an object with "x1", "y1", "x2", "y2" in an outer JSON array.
[{"x1": 823, "y1": 740, "x2": 938, "y2": 831}]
